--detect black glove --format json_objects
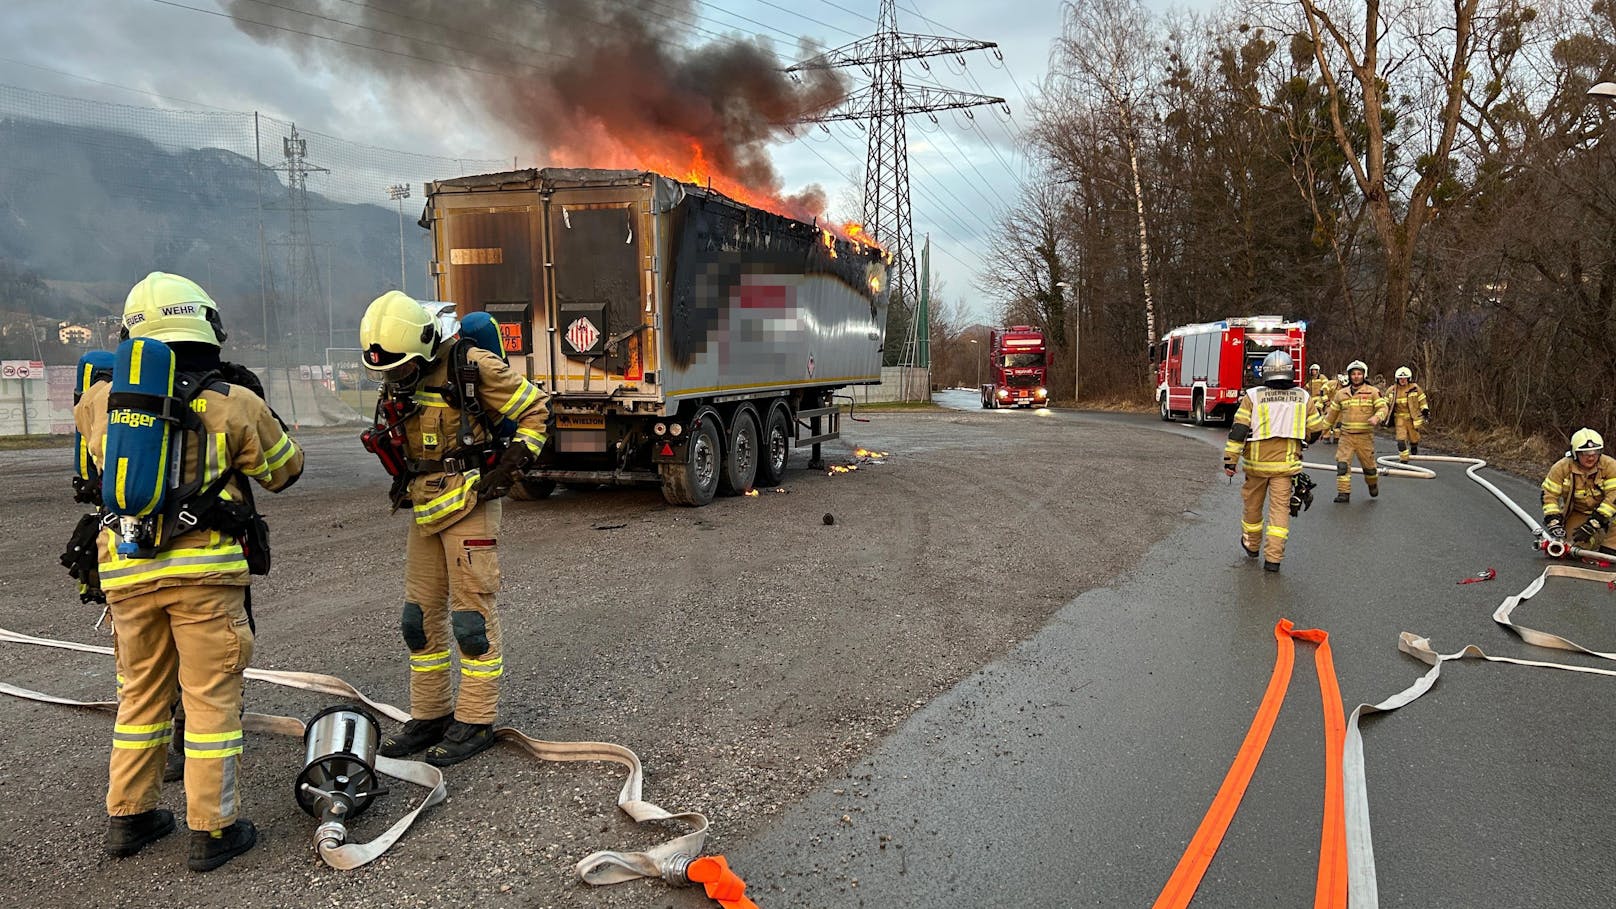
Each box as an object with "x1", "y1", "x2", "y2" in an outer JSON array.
[
  {"x1": 1575, "y1": 516, "x2": 1606, "y2": 544},
  {"x1": 1223, "y1": 462, "x2": 1237, "y2": 478},
  {"x1": 476, "y1": 443, "x2": 536, "y2": 498},
  {"x1": 1420, "y1": 408, "x2": 1430, "y2": 420},
  {"x1": 1546, "y1": 515, "x2": 1566, "y2": 539}
]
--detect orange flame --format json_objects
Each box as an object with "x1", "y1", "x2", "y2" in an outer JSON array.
[{"x1": 542, "y1": 136, "x2": 887, "y2": 251}]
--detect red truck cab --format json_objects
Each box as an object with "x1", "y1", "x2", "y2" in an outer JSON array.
[{"x1": 980, "y1": 326, "x2": 1049, "y2": 409}]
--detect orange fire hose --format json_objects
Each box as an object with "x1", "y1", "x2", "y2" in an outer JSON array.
[
  {"x1": 1152, "y1": 619, "x2": 1346, "y2": 909},
  {"x1": 687, "y1": 855, "x2": 760, "y2": 909}
]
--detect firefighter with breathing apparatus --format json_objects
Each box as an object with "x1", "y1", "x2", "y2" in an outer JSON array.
[
  {"x1": 1542, "y1": 428, "x2": 1616, "y2": 554},
  {"x1": 358, "y1": 292, "x2": 550, "y2": 766},
  {"x1": 72, "y1": 272, "x2": 303, "y2": 870},
  {"x1": 1386, "y1": 366, "x2": 1430, "y2": 463},
  {"x1": 1324, "y1": 360, "x2": 1388, "y2": 503},
  {"x1": 1224, "y1": 350, "x2": 1325, "y2": 572}
]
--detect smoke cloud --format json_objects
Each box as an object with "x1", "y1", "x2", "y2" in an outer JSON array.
[{"x1": 221, "y1": 0, "x2": 846, "y2": 216}]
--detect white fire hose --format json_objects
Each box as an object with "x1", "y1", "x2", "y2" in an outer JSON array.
[
  {"x1": 0, "y1": 625, "x2": 706, "y2": 881},
  {"x1": 1287, "y1": 451, "x2": 1616, "y2": 906}
]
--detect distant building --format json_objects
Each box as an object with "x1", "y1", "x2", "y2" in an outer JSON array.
[{"x1": 58, "y1": 322, "x2": 94, "y2": 345}]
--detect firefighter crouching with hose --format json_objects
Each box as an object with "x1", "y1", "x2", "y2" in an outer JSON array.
[
  {"x1": 1224, "y1": 350, "x2": 1325, "y2": 573},
  {"x1": 74, "y1": 272, "x2": 303, "y2": 870},
  {"x1": 1542, "y1": 428, "x2": 1616, "y2": 555},
  {"x1": 1324, "y1": 360, "x2": 1388, "y2": 503},
  {"x1": 358, "y1": 292, "x2": 550, "y2": 766}
]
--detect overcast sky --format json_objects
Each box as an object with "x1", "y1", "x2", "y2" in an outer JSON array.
[{"x1": 3, "y1": 0, "x2": 1205, "y2": 321}]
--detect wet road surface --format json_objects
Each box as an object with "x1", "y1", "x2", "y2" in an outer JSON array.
[{"x1": 686, "y1": 389, "x2": 1616, "y2": 908}]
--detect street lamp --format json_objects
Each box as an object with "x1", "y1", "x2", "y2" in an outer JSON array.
[
  {"x1": 1055, "y1": 281, "x2": 1075, "y2": 402},
  {"x1": 386, "y1": 183, "x2": 411, "y2": 294},
  {"x1": 968, "y1": 338, "x2": 980, "y2": 389}
]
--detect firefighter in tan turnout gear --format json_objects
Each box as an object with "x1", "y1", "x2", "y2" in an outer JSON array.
[
  {"x1": 1542, "y1": 429, "x2": 1616, "y2": 553},
  {"x1": 1304, "y1": 363, "x2": 1329, "y2": 403},
  {"x1": 359, "y1": 292, "x2": 550, "y2": 766},
  {"x1": 75, "y1": 272, "x2": 303, "y2": 870},
  {"x1": 1386, "y1": 366, "x2": 1429, "y2": 463},
  {"x1": 1223, "y1": 350, "x2": 1325, "y2": 572},
  {"x1": 1324, "y1": 360, "x2": 1388, "y2": 503}
]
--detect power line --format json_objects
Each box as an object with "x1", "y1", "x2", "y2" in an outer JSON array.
[{"x1": 0, "y1": 55, "x2": 236, "y2": 111}]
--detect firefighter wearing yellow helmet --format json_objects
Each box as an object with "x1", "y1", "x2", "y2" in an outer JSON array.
[
  {"x1": 1386, "y1": 366, "x2": 1430, "y2": 463},
  {"x1": 1323, "y1": 359, "x2": 1388, "y2": 502},
  {"x1": 76, "y1": 272, "x2": 303, "y2": 870},
  {"x1": 1542, "y1": 429, "x2": 1616, "y2": 552},
  {"x1": 358, "y1": 291, "x2": 550, "y2": 766}
]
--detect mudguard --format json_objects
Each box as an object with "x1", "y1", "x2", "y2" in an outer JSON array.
[{"x1": 102, "y1": 338, "x2": 180, "y2": 554}]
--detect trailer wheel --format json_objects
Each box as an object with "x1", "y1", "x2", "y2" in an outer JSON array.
[
  {"x1": 717, "y1": 408, "x2": 760, "y2": 496},
  {"x1": 756, "y1": 404, "x2": 791, "y2": 487},
  {"x1": 1192, "y1": 394, "x2": 1206, "y2": 426},
  {"x1": 513, "y1": 478, "x2": 556, "y2": 501},
  {"x1": 659, "y1": 409, "x2": 722, "y2": 507}
]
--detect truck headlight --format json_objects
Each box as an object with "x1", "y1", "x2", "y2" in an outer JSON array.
[
  {"x1": 997, "y1": 388, "x2": 1008, "y2": 397},
  {"x1": 1036, "y1": 387, "x2": 1047, "y2": 397}
]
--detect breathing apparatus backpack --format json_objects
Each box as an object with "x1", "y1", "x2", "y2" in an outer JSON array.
[
  {"x1": 91, "y1": 337, "x2": 271, "y2": 567},
  {"x1": 361, "y1": 325, "x2": 515, "y2": 508},
  {"x1": 60, "y1": 351, "x2": 118, "y2": 603}
]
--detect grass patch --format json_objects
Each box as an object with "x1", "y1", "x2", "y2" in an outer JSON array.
[{"x1": 0, "y1": 434, "x2": 71, "y2": 451}]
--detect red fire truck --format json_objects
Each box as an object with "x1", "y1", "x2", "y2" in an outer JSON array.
[
  {"x1": 980, "y1": 326, "x2": 1049, "y2": 408},
  {"x1": 1151, "y1": 316, "x2": 1307, "y2": 425}
]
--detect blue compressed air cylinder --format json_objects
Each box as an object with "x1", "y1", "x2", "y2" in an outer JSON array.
[
  {"x1": 72, "y1": 350, "x2": 116, "y2": 483},
  {"x1": 102, "y1": 338, "x2": 178, "y2": 529},
  {"x1": 460, "y1": 311, "x2": 508, "y2": 362}
]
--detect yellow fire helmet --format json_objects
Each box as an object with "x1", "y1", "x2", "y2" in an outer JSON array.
[
  {"x1": 122, "y1": 272, "x2": 226, "y2": 345},
  {"x1": 1395, "y1": 366, "x2": 1412, "y2": 380},
  {"x1": 359, "y1": 291, "x2": 441, "y2": 372},
  {"x1": 1572, "y1": 428, "x2": 1604, "y2": 454}
]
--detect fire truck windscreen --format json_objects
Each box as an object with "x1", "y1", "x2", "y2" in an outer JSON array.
[{"x1": 1001, "y1": 353, "x2": 1045, "y2": 368}]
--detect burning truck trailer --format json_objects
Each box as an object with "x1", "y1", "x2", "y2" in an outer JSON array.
[{"x1": 424, "y1": 167, "x2": 892, "y2": 506}]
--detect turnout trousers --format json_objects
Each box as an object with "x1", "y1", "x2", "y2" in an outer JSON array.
[
  {"x1": 1336, "y1": 431, "x2": 1379, "y2": 494},
  {"x1": 1241, "y1": 474, "x2": 1294, "y2": 563},
  {"x1": 1395, "y1": 415, "x2": 1422, "y2": 462},
  {"x1": 108, "y1": 584, "x2": 252, "y2": 832},
  {"x1": 401, "y1": 499, "x2": 504, "y2": 725}
]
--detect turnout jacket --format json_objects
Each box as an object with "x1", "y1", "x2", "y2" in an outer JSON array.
[
  {"x1": 1541, "y1": 454, "x2": 1616, "y2": 520},
  {"x1": 1386, "y1": 382, "x2": 1429, "y2": 428},
  {"x1": 394, "y1": 347, "x2": 549, "y2": 533},
  {"x1": 1224, "y1": 386, "x2": 1326, "y2": 478},
  {"x1": 1325, "y1": 383, "x2": 1388, "y2": 434},
  {"x1": 74, "y1": 380, "x2": 303, "y2": 601}
]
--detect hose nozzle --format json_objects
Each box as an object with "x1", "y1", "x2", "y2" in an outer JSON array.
[{"x1": 1545, "y1": 539, "x2": 1569, "y2": 559}]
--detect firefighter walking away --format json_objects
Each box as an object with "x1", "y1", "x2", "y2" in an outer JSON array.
[
  {"x1": 1542, "y1": 428, "x2": 1616, "y2": 554},
  {"x1": 1224, "y1": 350, "x2": 1325, "y2": 572},
  {"x1": 358, "y1": 292, "x2": 550, "y2": 766},
  {"x1": 76, "y1": 272, "x2": 303, "y2": 870},
  {"x1": 1324, "y1": 360, "x2": 1388, "y2": 502}
]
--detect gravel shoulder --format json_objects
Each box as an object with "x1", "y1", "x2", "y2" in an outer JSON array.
[{"x1": 0, "y1": 409, "x2": 1211, "y2": 909}]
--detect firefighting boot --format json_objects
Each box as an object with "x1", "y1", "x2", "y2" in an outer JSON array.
[
  {"x1": 1410, "y1": 444, "x2": 1420, "y2": 456},
  {"x1": 1334, "y1": 492, "x2": 1350, "y2": 504},
  {"x1": 188, "y1": 819, "x2": 257, "y2": 872},
  {"x1": 1368, "y1": 482, "x2": 1380, "y2": 498},
  {"x1": 1240, "y1": 538, "x2": 1259, "y2": 558},
  {"x1": 105, "y1": 808, "x2": 176, "y2": 857},
  {"x1": 424, "y1": 721, "x2": 497, "y2": 767},
  {"x1": 378, "y1": 714, "x2": 453, "y2": 758},
  {"x1": 1263, "y1": 560, "x2": 1281, "y2": 573}
]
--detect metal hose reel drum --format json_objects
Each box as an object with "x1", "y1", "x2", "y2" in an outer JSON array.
[{"x1": 296, "y1": 705, "x2": 388, "y2": 848}]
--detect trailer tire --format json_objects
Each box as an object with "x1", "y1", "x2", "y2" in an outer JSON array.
[
  {"x1": 659, "y1": 409, "x2": 722, "y2": 507},
  {"x1": 1192, "y1": 394, "x2": 1206, "y2": 426},
  {"x1": 756, "y1": 404, "x2": 792, "y2": 487},
  {"x1": 717, "y1": 407, "x2": 760, "y2": 496},
  {"x1": 514, "y1": 478, "x2": 556, "y2": 501}
]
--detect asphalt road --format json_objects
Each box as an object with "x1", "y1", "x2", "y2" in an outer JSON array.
[
  {"x1": 3, "y1": 395, "x2": 1612, "y2": 908},
  {"x1": 688, "y1": 389, "x2": 1616, "y2": 908}
]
